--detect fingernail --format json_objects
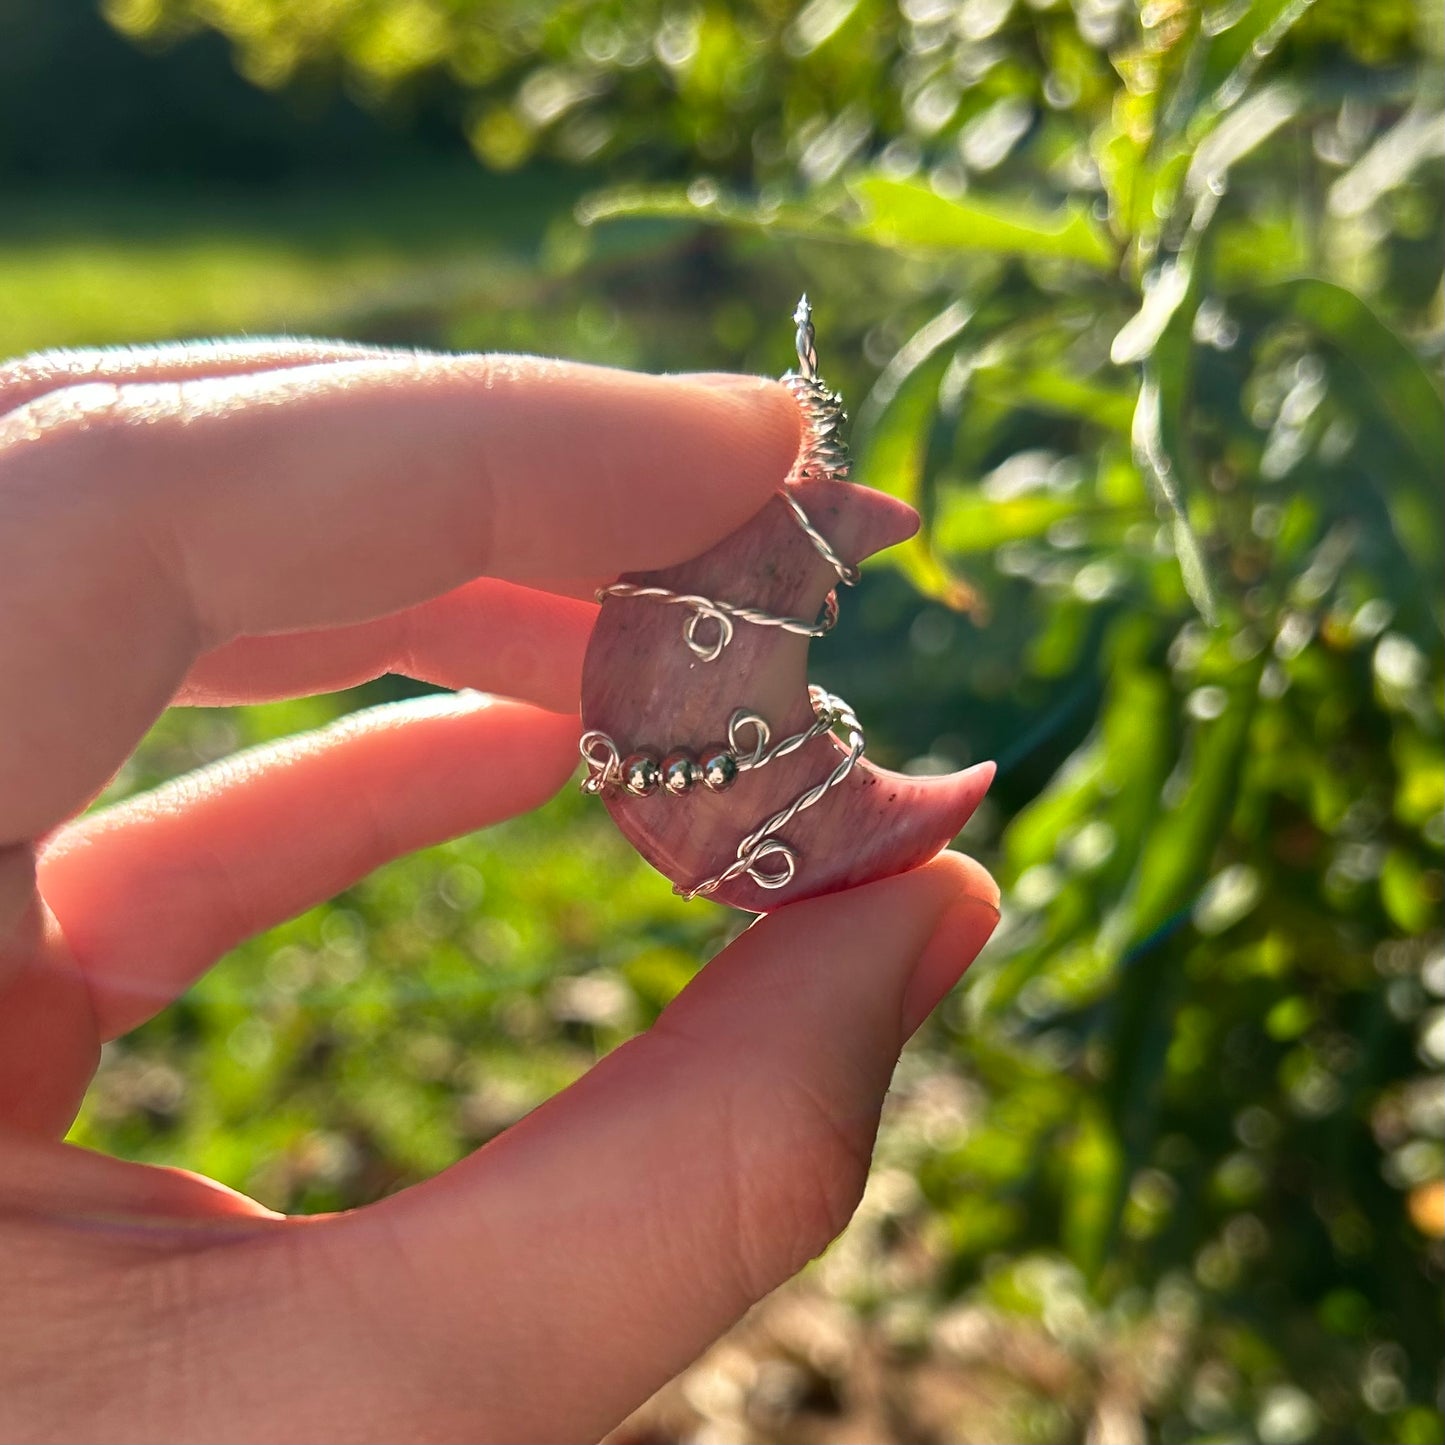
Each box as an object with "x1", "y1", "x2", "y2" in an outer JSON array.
[{"x1": 900, "y1": 892, "x2": 1000, "y2": 1040}]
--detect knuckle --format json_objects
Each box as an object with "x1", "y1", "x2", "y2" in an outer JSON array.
[
  {"x1": 0, "y1": 381, "x2": 137, "y2": 483},
  {"x1": 0, "y1": 842, "x2": 39, "y2": 962},
  {"x1": 0, "y1": 349, "x2": 122, "y2": 418},
  {"x1": 0, "y1": 378, "x2": 202, "y2": 639},
  {"x1": 0, "y1": 355, "x2": 53, "y2": 417},
  {"x1": 728, "y1": 1071, "x2": 876, "y2": 1298}
]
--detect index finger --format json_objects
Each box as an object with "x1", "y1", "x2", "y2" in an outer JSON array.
[{"x1": 0, "y1": 355, "x2": 800, "y2": 841}]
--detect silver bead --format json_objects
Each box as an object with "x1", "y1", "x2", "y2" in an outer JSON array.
[
  {"x1": 699, "y1": 747, "x2": 739, "y2": 792},
  {"x1": 662, "y1": 749, "x2": 700, "y2": 795},
  {"x1": 621, "y1": 751, "x2": 661, "y2": 797}
]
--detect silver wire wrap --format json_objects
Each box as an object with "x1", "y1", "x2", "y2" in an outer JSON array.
[
  {"x1": 595, "y1": 296, "x2": 858, "y2": 654},
  {"x1": 680, "y1": 687, "x2": 864, "y2": 900},
  {"x1": 776, "y1": 297, "x2": 857, "y2": 581},
  {"x1": 577, "y1": 682, "x2": 863, "y2": 802},
  {"x1": 596, "y1": 581, "x2": 839, "y2": 664},
  {"x1": 578, "y1": 731, "x2": 622, "y2": 795},
  {"x1": 779, "y1": 489, "x2": 858, "y2": 586},
  {"x1": 582, "y1": 296, "x2": 872, "y2": 901},
  {"x1": 783, "y1": 296, "x2": 853, "y2": 488}
]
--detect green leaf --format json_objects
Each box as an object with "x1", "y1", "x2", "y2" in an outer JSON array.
[
  {"x1": 977, "y1": 623, "x2": 1174, "y2": 1022},
  {"x1": 574, "y1": 183, "x2": 846, "y2": 240},
  {"x1": 1131, "y1": 369, "x2": 1219, "y2": 626},
  {"x1": 1090, "y1": 667, "x2": 1260, "y2": 1274},
  {"x1": 1380, "y1": 849, "x2": 1439, "y2": 935},
  {"x1": 1233, "y1": 279, "x2": 1445, "y2": 589},
  {"x1": 1062, "y1": 1098, "x2": 1127, "y2": 1283},
  {"x1": 932, "y1": 491, "x2": 1086, "y2": 554},
  {"x1": 1112, "y1": 259, "x2": 1193, "y2": 366},
  {"x1": 1182, "y1": 79, "x2": 1301, "y2": 216},
  {"x1": 847, "y1": 176, "x2": 1116, "y2": 270},
  {"x1": 855, "y1": 300, "x2": 973, "y2": 437},
  {"x1": 1329, "y1": 102, "x2": 1445, "y2": 219},
  {"x1": 850, "y1": 350, "x2": 950, "y2": 507},
  {"x1": 970, "y1": 363, "x2": 1136, "y2": 435},
  {"x1": 1253, "y1": 281, "x2": 1445, "y2": 468},
  {"x1": 853, "y1": 302, "x2": 980, "y2": 608},
  {"x1": 1197, "y1": 0, "x2": 1320, "y2": 116},
  {"x1": 1104, "y1": 660, "x2": 1262, "y2": 957},
  {"x1": 1094, "y1": 642, "x2": 1179, "y2": 906}
]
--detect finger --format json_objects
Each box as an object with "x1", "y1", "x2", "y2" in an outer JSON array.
[
  {"x1": 316, "y1": 852, "x2": 1000, "y2": 1443},
  {"x1": 175, "y1": 579, "x2": 597, "y2": 713},
  {"x1": 0, "y1": 842, "x2": 43, "y2": 1027},
  {"x1": 36, "y1": 693, "x2": 581, "y2": 1041},
  {"x1": 0, "y1": 358, "x2": 798, "y2": 841},
  {"x1": 0, "y1": 842, "x2": 40, "y2": 967},
  {"x1": 0, "y1": 1129, "x2": 282, "y2": 1222},
  {"x1": 0, "y1": 903, "x2": 95, "y2": 1137},
  {"x1": 0, "y1": 338, "x2": 410, "y2": 416}
]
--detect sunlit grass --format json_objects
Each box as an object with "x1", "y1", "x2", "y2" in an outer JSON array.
[
  {"x1": 0, "y1": 161, "x2": 580, "y2": 355},
  {"x1": 2, "y1": 236, "x2": 413, "y2": 351}
]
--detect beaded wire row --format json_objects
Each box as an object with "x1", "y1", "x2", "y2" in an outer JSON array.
[{"x1": 579, "y1": 296, "x2": 869, "y2": 901}]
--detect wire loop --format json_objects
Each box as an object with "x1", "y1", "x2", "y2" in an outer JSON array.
[
  {"x1": 678, "y1": 687, "x2": 865, "y2": 901},
  {"x1": 579, "y1": 731, "x2": 621, "y2": 794},
  {"x1": 596, "y1": 581, "x2": 835, "y2": 662}
]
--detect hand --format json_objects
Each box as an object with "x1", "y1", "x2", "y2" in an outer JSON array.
[{"x1": 0, "y1": 341, "x2": 999, "y2": 1443}]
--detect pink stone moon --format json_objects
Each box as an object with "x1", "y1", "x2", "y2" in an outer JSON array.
[{"x1": 580, "y1": 477, "x2": 994, "y2": 913}]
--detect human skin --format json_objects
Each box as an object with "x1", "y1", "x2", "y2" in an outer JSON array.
[{"x1": 0, "y1": 341, "x2": 999, "y2": 1443}]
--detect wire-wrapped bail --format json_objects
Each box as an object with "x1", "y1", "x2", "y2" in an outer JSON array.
[{"x1": 783, "y1": 294, "x2": 852, "y2": 485}]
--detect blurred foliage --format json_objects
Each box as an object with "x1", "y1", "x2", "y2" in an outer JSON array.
[
  {"x1": 0, "y1": 0, "x2": 469, "y2": 181},
  {"x1": 6, "y1": 0, "x2": 1443, "y2": 1440}
]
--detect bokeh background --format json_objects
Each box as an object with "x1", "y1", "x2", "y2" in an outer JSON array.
[{"x1": 3, "y1": 1, "x2": 1442, "y2": 1440}]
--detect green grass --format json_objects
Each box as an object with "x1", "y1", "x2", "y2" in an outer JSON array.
[{"x1": 0, "y1": 160, "x2": 584, "y2": 355}]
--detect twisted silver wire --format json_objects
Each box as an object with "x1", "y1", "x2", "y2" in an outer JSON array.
[
  {"x1": 680, "y1": 687, "x2": 865, "y2": 900},
  {"x1": 582, "y1": 296, "x2": 869, "y2": 901},
  {"x1": 779, "y1": 490, "x2": 858, "y2": 586},
  {"x1": 594, "y1": 298, "x2": 857, "y2": 653},
  {"x1": 596, "y1": 581, "x2": 839, "y2": 663},
  {"x1": 783, "y1": 295, "x2": 852, "y2": 485},
  {"x1": 727, "y1": 699, "x2": 835, "y2": 771},
  {"x1": 595, "y1": 489, "x2": 851, "y2": 655},
  {"x1": 794, "y1": 294, "x2": 820, "y2": 378},
  {"x1": 578, "y1": 692, "x2": 852, "y2": 804}
]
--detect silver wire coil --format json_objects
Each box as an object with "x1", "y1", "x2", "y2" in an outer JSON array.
[{"x1": 782, "y1": 372, "x2": 852, "y2": 486}]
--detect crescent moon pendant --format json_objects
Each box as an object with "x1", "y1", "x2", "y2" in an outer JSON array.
[{"x1": 578, "y1": 300, "x2": 994, "y2": 913}]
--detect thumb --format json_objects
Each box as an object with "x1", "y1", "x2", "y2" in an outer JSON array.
[{"x1": 319, "y1": 851, "x2": 999, "y2": 1443}]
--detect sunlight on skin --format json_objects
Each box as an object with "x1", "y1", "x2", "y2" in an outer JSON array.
[{"x1": 0, "y1": 340, "x2": 997, "y2": 1442}]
